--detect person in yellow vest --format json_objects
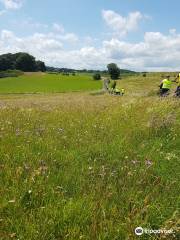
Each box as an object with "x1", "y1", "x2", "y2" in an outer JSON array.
[
  {"x1": 160, "y1": 75, "x2": 172, "y2": 96},
  {"x1": 174, "y1": 73, "x2": 180, "y2": 97},
  {"x1": 115, "y1": 87, "x2": 121, "y2": 95},
  {"x1": 121, "y1": 88, "x2": 125, "y2": 96}
]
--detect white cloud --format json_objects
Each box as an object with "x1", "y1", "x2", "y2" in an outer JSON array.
[
  {"x1": 56, "y1": 33, "x2": 79, "y2": 43},
  {"x1": 0, "y1": 30, "x2": 63, "y2": 55},
  {"x1": 0, "y1": 29, "x2": 105, "y2": 69},
  {"x1": 169, "y1": 28, "x2": 176, "y2": 35},
  {"x1": 0, "y1": 0, "x2": 23, "y2": 9},
  {"x1": 53, "y1": 23, "x2": 65, "y2": 33},
  {"x1": 1, "y1": 24, "x2": 180, "y2": 71},
  {"x1": 102, "y1": 10, "x2": 143, "y2": 37},
  {"x1": 102, "y1": 31, "x2": 180, "y2": 71}
]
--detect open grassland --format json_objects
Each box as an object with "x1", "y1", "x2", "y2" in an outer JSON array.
[
  {"x1": 116, "y1": 72, "x2": 178, "y2": 97},
  {"x1": 0, "y1": 75, "x2": 180, "y2": 240},
  {"x1": 0, "y1": 73, "x2": 101, "y2": 93}
]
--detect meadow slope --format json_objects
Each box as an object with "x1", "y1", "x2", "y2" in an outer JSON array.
[
  {"x1": 0, "y1": 73, "x2": 101, "y2": 93},
  {"x1": 0, "y1": 75, "x2": 180, "y2": 240}
]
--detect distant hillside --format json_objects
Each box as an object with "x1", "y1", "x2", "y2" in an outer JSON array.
[
  {"x1": 46, "y1": 66, "x2": 137, "y2": 75},
  {"x1": 121, "y1": 69, "x2": 137, "y2": 75}
]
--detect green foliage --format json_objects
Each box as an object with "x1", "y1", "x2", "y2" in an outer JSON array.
[
  {"x1": 93, "y1": 73, "x2": 101, "y2": 80},
  {"x1": 15, "y1": 53, "x2": 37, "y2": 72},
  {"x1": 36, "y1": 61, "x2": 46, "y2": 72},
  {"x1": 0, "y1": 52, "x2": 46, "y2": 72},
  {"x1": 107, "y1": 63, "x2": 121, "y2": 79},
  {"x1": 142, "y1": 72, "x2": 147, "y2": 77},
  {"x1": 0, "y1": 53, "x2": 16, "y2": 71}
]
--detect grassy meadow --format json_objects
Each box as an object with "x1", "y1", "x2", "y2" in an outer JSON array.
[
  {"x1": 0, "y1": 73, "x2": 180, "y2": 239},
  {"x1": 0, "y1": 73, "x2": 101, "y2": 93}
]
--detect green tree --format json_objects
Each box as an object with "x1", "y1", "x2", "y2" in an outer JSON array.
[
  {"x1": 0, "y1": 53, "x2": 14, "y2": 71},
  {"x1": 107, "y1": 63, "x2": 120, "y2": 80},
  {"x1": 36, "y1": 60, "x2": 46, "y2": 72},
  {"x1": 93, "y1": 73, "x2": 101, "y2": 80},
  {"x1": 0, "y1": 52, "x2": 46, "y2": 72},
  {"x1": 14, "y1": 53, "x2": 36, "y2": 72}
]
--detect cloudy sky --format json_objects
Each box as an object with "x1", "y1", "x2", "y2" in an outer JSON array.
[{"x1": 0, "y1": 0, "x2": 180, "y2": 71}]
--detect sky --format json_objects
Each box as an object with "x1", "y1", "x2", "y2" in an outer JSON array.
[{"x1": 0, "y1": 0, "x2": 180, "y2": 71}]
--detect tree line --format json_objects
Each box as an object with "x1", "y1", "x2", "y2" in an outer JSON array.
[{"x1": 0, "y1": 52, "x2": 46, "y2": 72}]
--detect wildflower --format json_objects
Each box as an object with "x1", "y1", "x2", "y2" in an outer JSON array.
[
  {"x1": 110, "y1": 170, "x2": 116, "y2": 176},
  {"x1": 39, "y1": 165, "x2": 48, "y2": 174},
  {"x1": 128, "y1": 171, "x2": 133, "y2": 176},
  {"x1": 9, "y1": 233, "x2": 16, "y2": 238},
  {"x1": 131, "y1": 160, "x2": 139, "y2": 165},
  {"x1": 145, "y1": 159, "x2": 153, "y2": 167},
  {"x1": 57, "y1": 128, "x2": 64, "y2": 134},
  {"x1": 16, "y1": 129, "x2": 21, "y2": 136}
]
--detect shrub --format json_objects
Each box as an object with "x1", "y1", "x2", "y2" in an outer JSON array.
[
  {"x1": 0, "y1": 70, "x2": 23, "y2": 78},
  {"x1": 93, "y1": 73, "x2": 101, "y2": 80}
]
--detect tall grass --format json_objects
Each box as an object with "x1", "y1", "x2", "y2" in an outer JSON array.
[{"x1": 0, "y1": 90, "x2": 179, "y2": 239}]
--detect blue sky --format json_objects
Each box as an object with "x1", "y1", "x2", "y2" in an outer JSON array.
[{"x1": 0, "y1": 0, "x2": 180, "y2": 71}]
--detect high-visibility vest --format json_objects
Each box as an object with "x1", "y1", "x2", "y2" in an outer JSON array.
[
  {"x1": 162, "y1": 79, "x2": 172, "y2": 89},
  {"x1": 115, "y1": 88, "x2": 121, "y2": 93},
  {"x1": 177, "y1": 73, "x2": 180, "y2": 86}
]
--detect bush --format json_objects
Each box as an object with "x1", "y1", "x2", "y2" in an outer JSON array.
[
  {"x1": 93, "y1": 73, "x2": 101, "y2": 80},
  {"x1": 62, "y1": 72, "x2": 70, "y2": 76},
  {"x1": 0, "y1": 70, "x2": 24, "y2": 78}
]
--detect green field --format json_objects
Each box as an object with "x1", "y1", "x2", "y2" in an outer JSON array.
[
  {"x1": 0, "y1": 74, "x2": 179, "y2": 240},
  {"x1": 0, "y1": 73, "x2": 101, "y2": 93}
]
